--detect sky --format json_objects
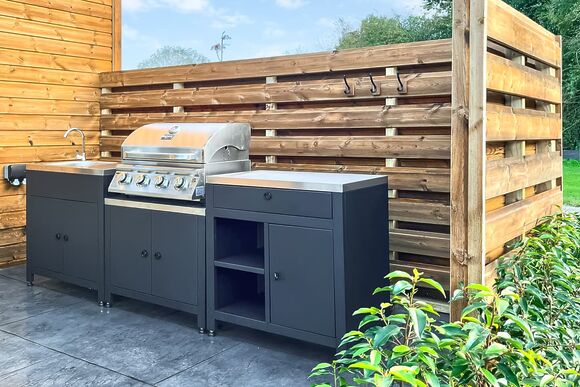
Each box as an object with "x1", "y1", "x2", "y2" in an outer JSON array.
[{"x1": 121, "y1": 0, "x2": 425, "y2": 70}]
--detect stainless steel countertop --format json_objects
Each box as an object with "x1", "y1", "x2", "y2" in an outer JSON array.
[
  {"x1": 206, "y1": 170, "x2": 387, "y2": 192},
  {"x1": 27, "y1": 161, "x2": 118, "y2": 176}
]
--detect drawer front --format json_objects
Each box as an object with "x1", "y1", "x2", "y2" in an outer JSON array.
[
  {"x1": 28, "y1": 171, "x2": 105, "y2": 203},
  {"x1": 212, "y1": 185, "x2": 333, "y2": 219}
]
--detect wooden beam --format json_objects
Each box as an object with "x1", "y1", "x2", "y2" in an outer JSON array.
[
  {"x1": 100, "y1": 39, "x2": 453, "y2": 87},
  {"x1": 450, "y1": 0, "x2": 470, "y2": 320},
  {"x1": 486, "y1": 105, "x2": 561, "y2": 141},
  {"x1": 389, "y1": 199, "x2": 450, "y2": 225},
  {"x1": 487, "y1": 0, "x2": 560, "y2": 68},
  {"x1": 487, "y1": 53, "x2": 561, "y2": 104},
  {"x1": 112, "y1": 0, "x2": 121, "y2": 71},
  {"x1": 390, "y1": 229, "x2": 450, "y2": 259}
]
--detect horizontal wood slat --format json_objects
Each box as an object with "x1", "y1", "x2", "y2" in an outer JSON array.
[
  {"x1": 487, "y1": 53, "x2": 561, "y2": 104},
  {"x1": 0, "y1": 97, "x2": 99, "y2": 115},
  {"x1": 486, "y1": 151, "x2": 562, "y2": 199},
  {"x1": 0, "y1": 0, "x2": 112, "y2": 33},
  {"x1": 250, "y1": 136, "x2": 451, "y2": 159},
  {"x1": 487, "y1": 105, "x2": 561, "y2": 141},
  {"x1": 390, "y1": 229, "x2": 450, "y2": 258},
  {"x1": 0, "y1": 47, "x2": 112, "y2": 73},
  {"x1": 0, "y1": 82, "x2": 100, "y2": 102},
  {"x1": 0, "y1": 210, "x2": 26, "y2": 229},
  {"x1": 390, "y1": 199, "x2": 450, "y2": 225},
  {"x1": 0, "y1": 195, "x2": 25, "y2": 213},
  {"x1": 100, "y1": 105, "x2": 452, "y2": 131},
  {"x1": 0, "y1": 145, "x2": 100, "y2": 163},
  {"x1": 100, "y1": 39, "x2": 452, "y2": 87},
  {"x1": 0, "y1": 227, "x2": 25, "y2": 247},
  {"x1": 253, "y1": 163, "x2": 450, "y2": 192},
  {"x1": 0, "y1": 242, "x2": 26, "y2": 264},
  {"x1": 13, "y1": 0, "x2": 112, "y2": 19},
  {"x1": 0, "y1": 14, "x2": 111, "y2": 47},
  {"x1": 0, "y1": 65, "x2": 100, "y2": 86},
  {"x1": 486, "y1": 187, "x2": 562, "y2": 253},
  {"x1": 487, "y1": 0, "x2": 560, "y2": 68},
  {"x1": 0, "y1": 130, "x2": 100, "y2": 147},
  {"x1": 0, "y1": 114, "x2": 99, "y2": 131},
  {"x1": 0, "y1": 31, "x2": 111, "y2": 61},
  {"x1": 100, "y1": 72, "x2": 452, "y2": 109}
]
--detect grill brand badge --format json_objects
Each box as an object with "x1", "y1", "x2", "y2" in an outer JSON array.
[{"x1": 161, "y1": 125, "x2": 180, "y2": 140}]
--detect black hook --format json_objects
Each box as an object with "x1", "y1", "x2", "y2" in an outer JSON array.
[
  {"x1": 369, "y1": 73, "x2": 378, "y2": 94},
  {"x1": 396, "y1": 71, "x2": 405, "y2": 93},
  {"x1": 343, "y1": 75, "x2": 351, "y2": 95}
]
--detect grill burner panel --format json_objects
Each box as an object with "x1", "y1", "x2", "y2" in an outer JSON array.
[{"x1": 108, "y1": 123, "x2": 251, "y2": 201}]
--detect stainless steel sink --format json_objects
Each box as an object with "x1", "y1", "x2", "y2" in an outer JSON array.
[{"x1": 27, "y1": 160, "x2": 118, "y2": 176}]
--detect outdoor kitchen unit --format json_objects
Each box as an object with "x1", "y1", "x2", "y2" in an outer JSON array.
[{"x1": 104, "y1": 122, "x2": 251, "y2": 332}]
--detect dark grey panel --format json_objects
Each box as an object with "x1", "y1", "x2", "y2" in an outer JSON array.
[
  {"x1": 26, "y1": 196, "x2": 64, "y2": 274},
  {"x1": 109, "y1": 206, "x2": 152, "y2": 294},
  {"x1": 62, "y1": 201, "x2": 99, "y2": 282},
  {"x1": 151, "y1": 212, "x2": 199, "y2": 305},
  {"x1": 269, "y1": 224, "x2": 335, "y2": 337},
  {"x1": 213, "y1": 185, "x2": 333, "y2": 219},
  {"x1": 27, "y1": 171, "x2": 104, "y2": 203}
]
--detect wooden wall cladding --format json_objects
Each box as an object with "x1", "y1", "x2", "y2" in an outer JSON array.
[
  {"x1": 99, "y1": 39, "x2": 454, "y2": 294},
  {"x1": 0, "y1": 0, "x2": 115, "y2": 267}
]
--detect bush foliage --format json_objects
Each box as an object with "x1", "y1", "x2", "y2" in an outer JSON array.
[{"x1": 310, "y1": 212, "x2": 580, "y2": 386}]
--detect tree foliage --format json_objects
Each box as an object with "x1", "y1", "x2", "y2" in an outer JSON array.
[
  {"x1": 137, "y1": 46, "x2": 209, "y2": 69},
  {"x1": 336, "y1": 0, "x2": 580, "y2": 149}
]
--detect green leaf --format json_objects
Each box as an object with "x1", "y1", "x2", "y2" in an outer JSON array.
[
  {"x1": 484, "y1": 343, "x2": 508, "y2": 358},
  {"x1": 349, "y1": 361, "x2": 381, "y2": 373},
  {"x1": 424, "y1": 372, "x2": 441, "y2": 387},
  {"x1": 497, "y1": 363, "x2": 519, "y2": 386},
  {"x1": 385, "y1": 270, "x2": 414, "y2": 280},
  {"x1": 505, "y1": 313, "x2": 534, "y2": 341},
  {"x1": 373, "y1": 325, "x2": 401, "y2": 348},
  {"x1": 418, "y1": 278, "x2": 446, "y2": 297},
  {"x1": 353, "y1": 307, "x2": 380, "y2": 316},
  {"x1": 389, "y1": 366, "x2": 417, "y2": 385},
  {"x1": 392, "y1": 280, "x2": 413, "y2": 295},
  {"x1": 540, "y1": 374, "x2": 555, "y2": 386},
  {"x1": 409, "y1": 308, "x2": 428, "y2": 338},
  {"x1": 392, "y1": 344, "x2": 411, "y2": 353},
  {"x1": 461, "y1": 302, "x2": 487, "y2": 319},
  {"x1": 481, "y1": 369, "x2": 500, "y2": 387}
]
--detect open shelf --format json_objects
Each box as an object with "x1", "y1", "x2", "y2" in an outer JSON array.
[
  {"x1": 216, "y1": 296, "x2": 265, "y2": 321},
  {"x1": 215, "y1": 250, "x2": 264, "y2": 274},
  {"x1": 215, "y1": 267, "x2": 265, "y2": 322}
]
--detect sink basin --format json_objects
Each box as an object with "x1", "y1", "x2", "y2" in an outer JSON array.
[{"x1": 27, "y1": 160, "x2": 118, "y2": 176}]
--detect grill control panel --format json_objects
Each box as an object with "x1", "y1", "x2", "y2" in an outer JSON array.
[{"x1": 108, "y1": 166, "x2": 203, "y2": 201}]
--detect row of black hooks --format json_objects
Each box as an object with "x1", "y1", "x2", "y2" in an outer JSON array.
[{"x1": 343, "y1": 72, "x2": 406, "y2": 96}]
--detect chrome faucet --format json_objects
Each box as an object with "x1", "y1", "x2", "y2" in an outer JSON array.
[{"x1": 64, "y1": 128, "x2": 86, "y2": 161}]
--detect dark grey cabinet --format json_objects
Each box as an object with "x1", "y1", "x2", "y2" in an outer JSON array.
[
  {"x1": 206, "y1": 171, "x2": 388, "y2": 347},
  {"x1": 269, "y1": 224, "x2": 335, "y2": 337},
  {"x1": 26, "y1": 171, "x2": 111, "y2": 304},
  {"x1": 105, "y1": 199, "x2": 205, "y2": 330}
]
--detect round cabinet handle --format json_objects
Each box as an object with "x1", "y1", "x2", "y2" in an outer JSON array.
[
  {"x1": 264, "y1": 192, "x2": 272, "y2": 201},
  {"x1": 63, "y1": 235, "x2": 69, "y2": 242},
  {"x1": 273, "y1": 272, "x2": 280, "y2": 280},
  {"x1": 154, "y1": 252, "x2": 162, "y2": 260},
  {"x1": 55, "y1": 233, "x2": 61, "y2": 240},
  {"x1": 141, "y1": 250, "x2": 149, "y2": 258}
]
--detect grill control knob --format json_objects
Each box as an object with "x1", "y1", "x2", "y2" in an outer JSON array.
[
  {"x1": 135, "y1": 174, "x2": 149, "y2": 186},
  {"x1": 118, "y1": 172, "x2": 131, "y2": 184},
  {"x1": 154, "y1": 175, "x2": 167, "y2": 188},
  {"x1": 173, "y1": 176, "x2": 187, "y2": 190}
]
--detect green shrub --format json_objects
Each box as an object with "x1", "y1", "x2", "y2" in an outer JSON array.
[{"x1": 310, "y1": 212, "x2": 580, "y2": 386}]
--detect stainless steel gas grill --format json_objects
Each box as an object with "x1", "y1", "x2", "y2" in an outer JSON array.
[{"x1": 107, "y1": 123, "x2": 251, "y2": 201}]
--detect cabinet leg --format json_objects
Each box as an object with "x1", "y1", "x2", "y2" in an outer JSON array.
[
  {"x1": 104, "y1": 292, "x2": 113, "y2": 308},
  {"x1": 198, "y1": 327, "x2": 206, "y2": 334},
  {"x1": 26, "y1": 270, "x2": 34, "y2": 286},
  {"x1": 207, "y1": 318, "x2": 216, "y2": 337},
  {"x1": 208, "y1": 330, "x2": 216, "y2": 337}
]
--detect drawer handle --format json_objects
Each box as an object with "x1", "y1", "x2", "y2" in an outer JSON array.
[
  {"x1": 55, "y1": 233, "x2": 61, "y2": 240},
  {"x1": 141, "y1": 249, "x2": 149, "y2": 258},
  {"x1": 63, "y1": 235, "x2": 69, "y2": 242},
  {"x1": 273, "y1": 272, "x2": 280, "y2": 280},
  {"x1": 154, "y1": 252, "x2": 162, "y2": 260},
  {"x1": 264, "y1": 192, "x2": 272, "y2": 201}
]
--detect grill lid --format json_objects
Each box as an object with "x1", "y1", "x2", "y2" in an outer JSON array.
[{"x1": 121, "y1": 122, "x2": 250, "y2": 164}]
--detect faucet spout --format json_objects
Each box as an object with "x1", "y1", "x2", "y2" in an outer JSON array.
[{"x1": 64, "y1": 128, "x2": 86, "y2": 161}]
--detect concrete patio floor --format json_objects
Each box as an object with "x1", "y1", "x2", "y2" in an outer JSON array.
[{"x1": 0, "y1": 264, "x2": 333, "y2": 386}]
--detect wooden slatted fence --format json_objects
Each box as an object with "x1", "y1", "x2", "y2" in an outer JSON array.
[{"x1": 99, "y1": 39, "x2": 454, "y2": 297}]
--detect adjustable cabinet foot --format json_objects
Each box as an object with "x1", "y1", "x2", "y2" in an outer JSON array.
[
  {"x1": 208, "y1": 330, "x2": 216, "y2": 337},
  {"x1": 104, "y1": 302, "x2": 112, "y2": 308},
  {"x1": 198, "y1": 327, "x2": 206, "y2": 334},
  {"x1": 98, "y1": 301, "x2": 104, "y2": 307},
  {"x1": 26, "y1": 281, "x2": 33, "y2": 287}
]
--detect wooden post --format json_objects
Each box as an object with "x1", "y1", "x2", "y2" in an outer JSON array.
[
  {"x1": 173, "y1": 83, "x2": 185, "y2": 113},
  {"x1": 100, "y1": 87, "x2": 112, "y2": 159},
  {"x1": 451, "y1": 0, "x2": 487, "y2": 320},
  {"x1": 386, "y1": 67, "x2": 399, "y2": 262},
  {"x1": 112, "y1": 0, "x2": 122, "y2": 71},
  {"x1": 536, "y1": 59, "x2": 558, "y2": 192},
  {"x1": 265, "y1": 76, "x2": 278, "y2": 164}
]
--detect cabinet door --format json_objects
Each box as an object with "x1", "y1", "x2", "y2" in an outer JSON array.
[
  {"x1": 109, "y1": 206, "x2": 151, "y2": 294},
  {"x1": 151, "y1": 212, "x2": 198, "y2": 305},
  {"x1": 269, "y1": 224, "x2": 335, "y2": 337},
  {"x1": 62, "y1": 201, "x2": 99, "y2": 282},
  {"x1": 26, "y1": 196, "x2": 64, "y2": 273}
]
